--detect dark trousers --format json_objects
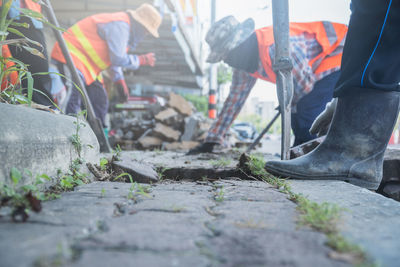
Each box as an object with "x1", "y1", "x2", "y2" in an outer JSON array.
[
  {"x1": 335, "y1": 0, "x2": 400, "y2": 95},
  {"x1": 55, "y1": 62, "x2": 109, "y2": 128},
  {"x1": 292, "y1": 71, "x2": 340, "y2": 146},
  {"x1": 7, "y1": 17, "x2": 54, "y2": 107}
]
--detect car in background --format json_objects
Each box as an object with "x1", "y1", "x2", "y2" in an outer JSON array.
[{"x1": 231, "y1": 122, "x2": 258, "y2": 141}]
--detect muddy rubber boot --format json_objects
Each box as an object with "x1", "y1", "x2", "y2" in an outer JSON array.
[
  {"x1": 186, "y1": 142, "x2": 218, "y2": 155},
  {"x1": 265, "y1": 88, "x2": 400, "y2": 190}
]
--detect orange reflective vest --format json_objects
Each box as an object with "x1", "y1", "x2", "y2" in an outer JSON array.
[
  {"x1": 51, "y1": 12, "x2": 131, "y2": 85},
  {"x1": 23, "y1": 0, "x2": 41, "y2": 13},
  {"x1": 251, "y1": 21, "x2": 348, "y2": 83},
  {"x1": 1, "y1": 45, "x2": 19, "y2": 91}
]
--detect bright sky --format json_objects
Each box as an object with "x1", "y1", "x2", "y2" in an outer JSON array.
[{"x1": 198, "y1": 0, "x2": 352, "y2": 103}]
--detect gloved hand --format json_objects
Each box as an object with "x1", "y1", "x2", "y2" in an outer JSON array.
[
  {"x1": 186, "y1": 142, "x2": 218, "y2": 155},
  {"x1": 138, "y1": 53, "x2": 156, "y2": 67},
  {"x1": 115, "y1": 79, "x2": 129, "y2": 102},
  {"x1": 309, "y1": 98, "x2": 338, "y2": 137}
]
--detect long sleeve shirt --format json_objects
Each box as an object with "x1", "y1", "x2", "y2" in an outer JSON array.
[
  {"x1": 97, "y1": 21, "x2": 143, "y2": 81},
  {"x1": 205, "y1": 32, "x2": 343, "y2": 145}
]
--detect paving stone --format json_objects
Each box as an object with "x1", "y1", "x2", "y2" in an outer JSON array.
[
  {"x1": 290, "y1": 180, "x2": 400, "y2": 267},
  {"x1": 0, "y1": 103, "x2": 100, "y2": 187},
  {"x1": 0, "y1": 181, "x2": 349, "y2": 267},
  {"x1": 112, "y1": 158, "x2": 159, "y2": 183}
]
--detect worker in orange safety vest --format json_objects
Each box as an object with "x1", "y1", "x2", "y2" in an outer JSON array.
[
  {"x1": 189, "y1": 16, "x2": 348, "y2": 154},
  {"x1": 51, "y1": 3, "x2": 161, "y2": 128},
  {"x1": 1, "y1": 0, "x2": 55, "y2": 106}
]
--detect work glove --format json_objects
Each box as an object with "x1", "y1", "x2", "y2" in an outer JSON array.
[
  {"x1": 186, "y1": 142, "x2": 218, "y2": 155},
  {"x1": 115, "y1": 79, "x2": 129, "y2": 103},
  {"x1": 309, "y1": 98, "x2": 338, "y2": 137},
  {"x1": 138, "y1": 53, "x2": 156, "y2": 67}
]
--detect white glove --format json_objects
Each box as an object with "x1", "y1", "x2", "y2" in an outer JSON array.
[{"x1": 309, "y1": 98, "x2": 337, "y2": 137}]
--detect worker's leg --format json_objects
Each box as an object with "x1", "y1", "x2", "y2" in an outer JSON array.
[
  {"x1": 7, "y1": 17, "x2": 54, "y2": 107},
  {"x1": 205, "y1": 71, "x2": 257, "y2": 145},
  {"x1": 86, "y1": 80, "x2": 109, "y2": 128},
  {"x1": 66, "y1": 83, "x2": 83, "y2": 115},
  {"x1": 188, "y1": 71, "x2": 256, "y2": 154},
  {"x1": 291, "y1": 71, "x2": 339, "y2": 146},
  {"x1": 335, "y1": 0, "x2": 400, "y2": 94},
  {"x1": 265, "y1": 0, "x2": 400, "y2": 189}
]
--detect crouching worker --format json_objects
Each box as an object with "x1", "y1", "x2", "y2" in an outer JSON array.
[
  {"x1": 188, "y1": 16, "x2": 347, "y2": 154},
  {"x1": 51, "y1": 3, "x2": 161, "y2": 127}
]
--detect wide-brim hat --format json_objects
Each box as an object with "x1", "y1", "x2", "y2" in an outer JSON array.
[
  {"x1": 127, "y1": 4, "x2": 162, "y2": 38},
  {"x1": 206, "y1": 16, "x2": 255, "y2": 63}
]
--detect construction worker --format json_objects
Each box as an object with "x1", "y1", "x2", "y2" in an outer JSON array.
[
  {"x1": 265, "y1": 0, "x2": 400, "y2": 190},
  {"x1": 2, "y1": 0, "x2": 55, "y2": 107},
  {"x1": 51, "y1": 3, "x2": 161, "y2": 127},
  {"x1": 189, "y1": 17, "x2": 348, "y2": 154}
]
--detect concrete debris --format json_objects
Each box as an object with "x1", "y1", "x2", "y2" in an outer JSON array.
[
  {"x1": 138, "y1": 136, "x2": 163, "y2": 149},
  {"x1": 168, "y1": 92, "x2": 193, "y2": 116},
  {"x1": 110, "y1": 93, "x2": 212, "y2": 152},
  {"x1": 155, "y1": 108, "x2": 179, "y2": 122},
  {"x1": 153, "y1": 123, "x2": 181, "y2": 142},
  {"x1": 164, "y1": 141, "x2": 200, "y2": 151},
  {"x1": 112, "y1": 158, "x2": 159, "y2": 183}
]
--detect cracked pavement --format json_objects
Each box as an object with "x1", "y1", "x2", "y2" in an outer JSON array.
[{"x1": 0, "y1": 180, "x2": 349, "y2": 267}]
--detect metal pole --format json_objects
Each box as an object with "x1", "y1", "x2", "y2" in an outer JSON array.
[
  {"x1": 246, "y1": 109, "x2": 280, "y2": 153},
  {"x1": 43, "y1": 0, "x2": 111, "y2": 153},
  {"x1": 208, "y1": 0, "x2": 218, "y2": 119},
  {"x1": 271, "y1": 0, "x2": 294, "y2": 160}
]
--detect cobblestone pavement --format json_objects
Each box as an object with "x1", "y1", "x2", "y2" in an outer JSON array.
[{"x1": 0, "y1": 180, "x2": 348, "y2": 267}]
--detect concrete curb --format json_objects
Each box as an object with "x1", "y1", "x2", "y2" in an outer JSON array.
[{"x1": 0, "y1": 103, "x2": 100, "y2": 186}]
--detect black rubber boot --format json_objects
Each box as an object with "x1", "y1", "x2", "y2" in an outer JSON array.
[
  {"x1": 186, "y1": 142, "x2": 218, "y2": 155},
  {"x1": 265, "y1": 88, "x2": 400, "y2": 190}
]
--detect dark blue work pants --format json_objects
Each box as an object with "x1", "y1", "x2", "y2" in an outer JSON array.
[{"x1": 335, "y1": 0, "x2": 400, "y2": 95}]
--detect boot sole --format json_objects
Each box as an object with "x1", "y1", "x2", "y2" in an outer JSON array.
[{"x1": 265, "y1": 166, "x2": 380, "y2": 190}]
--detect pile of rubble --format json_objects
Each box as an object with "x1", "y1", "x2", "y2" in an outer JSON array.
[{"x1": 110, "y1": 92, "x2": 212, "y2": 151}]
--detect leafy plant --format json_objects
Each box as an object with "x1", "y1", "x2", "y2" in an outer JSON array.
[
  {"x1": 0, "y1": 0, "x2": 64, "y2": 106},
  {"x1": 210, "y1": 158, "x2": 232, "y2": 168},
  {"x1": 0, "y1": 167, "x2": 52, "y2": 222},
  {"x1": 157, "y1": 166, "x2": 170, "y2": 181},
  {"x1": 243, "y1": 153, "x2": 371, "y2": 265},
  {"x1": 99, "y1": 158, "x2": 108, "y2": 171},
  {"x1": 214, "y1": 186, "x2": 225, "y2": 202}
]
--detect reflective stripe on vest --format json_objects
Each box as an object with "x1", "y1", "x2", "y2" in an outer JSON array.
[
  {"x1": 65, "y1": 40, "x2": 98, "y2": 80},
  {"x1": 250, "y1": 21, "x2": 347, "y2": 82},
  {"x1": 70, "y1": 24, "x2": 109, "y2": 70}
]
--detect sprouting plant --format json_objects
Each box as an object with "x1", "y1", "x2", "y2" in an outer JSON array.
[
  {"x1": 210, "y1": 158, "x2": 232, "y2": 168},
  {"x1": 100, "y1": 188, "x2": 106, "y2": 198},
  {"x1": 126, "y1": 182, "x2": 151, "y2": 201},
  {"x1": 112, "y1": 144, "x2": 122, "y2": 161},
  {"x1": 70, "y1": 110, "x2": 87, "y2": 158},
  {"x1": 99, "y1": 158, "x2": 108, "y2": 171},
  {"x1": 214, "y1": 186, "x2": 225, "y2": 202},
  {"x1": 0, "y1": 167, "x2": 46, "y2": 222},
  {"x1": 157, "y1": 166, "x2": 170, "y2": 181}
]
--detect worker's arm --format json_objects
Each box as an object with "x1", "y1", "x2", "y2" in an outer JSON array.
[
  {"x1": 98, "y1": 22, "x2": 156, "y2": 73},
  {"x1": 205, "y1": 69, "x2": 257, "y2": 145},
  {"x1": 97, "y1": 21, "x2": 140, "y2": 72}
]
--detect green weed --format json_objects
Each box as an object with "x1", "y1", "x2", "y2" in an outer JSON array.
[
  {"x1": 244, "y1": 153, "x2": 370, "y2": 265},
  {"x1": 214, "y1": 186, "x2": 225, "y2": 202},
  {"x1": 210, "y1": 158, "x2": 232, "y2": 168},
  {"x1": 99, "y1": 158, "x2": 108, "y2": 171}
]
